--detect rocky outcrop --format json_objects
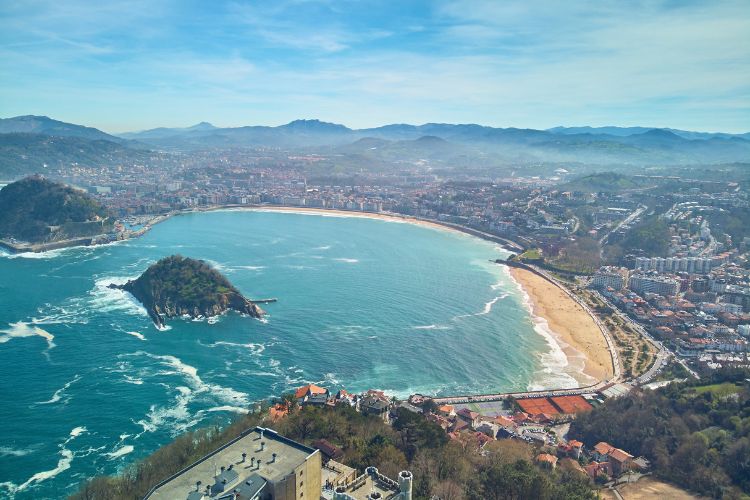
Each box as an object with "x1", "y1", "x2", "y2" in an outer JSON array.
[{"x1": 109, "y1": 255, "x2": 265, "y2": 328}]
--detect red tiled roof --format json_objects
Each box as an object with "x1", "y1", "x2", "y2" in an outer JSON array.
[{"x1": 295, "y1": 384, "x2": 328, "y2": 399}]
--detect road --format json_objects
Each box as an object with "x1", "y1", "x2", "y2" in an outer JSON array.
[
  {"x1": 599, "y1": 204, "x2": 647, "y2": 252},
  {"x1": 591, "y1": 290, "x2": 698, "y2": 383}
]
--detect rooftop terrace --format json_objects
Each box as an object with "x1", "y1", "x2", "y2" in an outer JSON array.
[{"x1": 147, "y1": 427, "x2": 317, "y2": 500}]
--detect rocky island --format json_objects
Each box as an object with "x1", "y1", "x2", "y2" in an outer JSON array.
[
  {"x1": 109, "y1": 255, "x2": 265, "y2": 328},
  {"x1": 0, "y1": 175, "x2": 114, "y2": 251}
]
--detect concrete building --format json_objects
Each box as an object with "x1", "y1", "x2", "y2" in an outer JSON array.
[
  {"x1": 145, "y1": 427, "x2": 321, "y2": 500},
  {"x1": 591, "y1": 267, "x2": 628, "y2": 291},
  {"x1": 628, "y1": 274, "x2": 680, "y2": 297}
]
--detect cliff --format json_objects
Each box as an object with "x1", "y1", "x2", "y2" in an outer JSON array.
[{"x1": 109, "y1": 255, "x2": 264, "y2": 328}]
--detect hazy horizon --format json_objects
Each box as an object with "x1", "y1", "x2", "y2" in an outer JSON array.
[{"x1": 2, "y1": 0, "x2": 749, "y2": 134}]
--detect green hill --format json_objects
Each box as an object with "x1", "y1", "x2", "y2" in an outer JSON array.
[
  {"x1": 0, "y1": 175, "x2": 112, "y2": 243},
  {"x1": 110, "y1": 255, "x2": 265, "y2": 328}
]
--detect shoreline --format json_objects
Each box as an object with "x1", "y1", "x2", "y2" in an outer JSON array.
[
  {"x1": 2, "y1": 204, "x2": 612, "y2": 392},
  {"x1": 508, "y1": 267, "x2": 615, "y2": 386}
]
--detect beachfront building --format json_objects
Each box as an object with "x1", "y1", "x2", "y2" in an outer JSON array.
[
  {"x1": 591, "y1": 267, "x2": 628, "y2": 291},
  {"x1": 144, "y1": 427, "x2": 322, "y2": 500},
  {"x1": 628, "y1": 273, "x2": 680, "y2": 297}
]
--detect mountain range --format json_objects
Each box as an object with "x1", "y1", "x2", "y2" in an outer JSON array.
[{"x1": 0, "y1": 115, "x2": 749, "y2": 177}]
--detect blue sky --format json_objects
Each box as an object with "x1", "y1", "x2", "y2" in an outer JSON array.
[{"x1": 1, "y1": 0, "x2": 748, "y2": 133}]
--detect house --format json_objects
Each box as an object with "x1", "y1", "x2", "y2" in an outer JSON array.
[
  {"x1": 475, "y1": 432, "x2": 494, "y2": 448},
  {"x1": 425, "y1": 413, "x2": 451, "y2": 431},
  {"x1": 536, "y1": 453, "x2": 558, "y2": 470},
  {"x1": 312, "y1": 439, "x2": 343, "y2": 462},
  {"x1": 437, "y1": 404, "x2": 455, "y2": 417},
  {"x1": 269, "y1": 403, "x2": 289, "y2": 422},
  {"x1": 592, "y1": 442, "x2": 634, "y2": 475},
  {"x1": 584, "y1": 461, "x2": 613, "y2": 481},
  {"x1": 360, "y1": 396, "x2": 389, "y2": 421},
  {"x1": 456, "y1": 408, "x2": 481, "y2": 429},
  {"x1": 592, "y1": 441, "x2": 614, "y2": 462},
  {"x1": 494, "y1": 415, "x2": 515, "y2": 428},
  {"x1": 449, "y1": 418, "x2": 470, "y2": 434},
  {"x1": 294, "y1": 384, "x2": 329, "y2": 402},
  {"x1": 608, "y1": 447, "x2": 634, "y2": 475},
  {"x1": 476, "y1": 422, "x2": 500, "y2": 439},
  {"x1": 557, "y1": 439, "x2": 584, "y2": 459}
]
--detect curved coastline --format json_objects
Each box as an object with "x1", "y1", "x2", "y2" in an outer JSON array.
[
  {"x1": 2, "y1": 204, "x2": 616, "y2": 394},
  {"x1": 210, "y1": 205, "x2": 616, "y2": 392}
]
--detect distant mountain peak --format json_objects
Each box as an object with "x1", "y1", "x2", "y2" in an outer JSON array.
[
  {"x1": 187, "y1": 122, "x2": 215, "y2": 130},
  {"x1": 280, "y1": 119, "x2": 351, "y2": 132}
]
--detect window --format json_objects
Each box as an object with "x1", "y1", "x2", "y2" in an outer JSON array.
[{"x1": 300, "y1": 481, "x2": 303, "y2": 487}]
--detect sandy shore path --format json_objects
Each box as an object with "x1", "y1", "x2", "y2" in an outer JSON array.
[{"x1": 510, "y1": 267, "x2": 614, "y2": 385}]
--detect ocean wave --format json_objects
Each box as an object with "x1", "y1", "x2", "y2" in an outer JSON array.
[
  {"x1": 126, "y1": 331, "x2": 146, "y2": 341},
  {"x1": 231, "y1": 265, "x2": 267, "y2": 271},
  {"x1": 526, "y1": 311, "x2": 585, "y2": 391},
  {"x1": 452, "y1": 292, "x2": 509, "y2": 320},
  {"x1": 89, "y1": 277, "x2": 148, "y2": 317},
  {"x1": 0, "y1": 445, "x2": 38, "y2": 457},
  {"x1": 202, "y1": 340, "x2": 267, "y2": 356},
  {"x1": 105, "y1": 445, "x2": 134, "y2": 460},
  {"x1": 8, "y1": 427, "x2": 87, "y2": 494},
  {"x1": 0, "y1": 322, "x2": 55, "y2": 349},
  {"x1": 333, "y1": 258, "x2": 359, "y2": 263},
  {"x1": 412, "y1": 324, "x2": 451, "y2": 330},
  {"x1": 313, "y1": 245, "x2": 331, "y2": 250},
  {"x1": 36, "y1": 374, "x2": 81, "y2": 405},
  {"x1": 206, "y1": 406, "x2": 250, "y2": 414},
  {"x1": 128, "y1": 352, "x2": 250, "y2": 435}
]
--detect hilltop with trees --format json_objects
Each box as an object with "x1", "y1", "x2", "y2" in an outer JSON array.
[
  {"x1": 569, "y1": 368, "x2": 750, "y2": 498},
  {"x1": 0, "y1": 175, "x2": 112, "y2": 244},
  {"x1": 109, "y1": 255, "x2": 265, "y2": 328}
]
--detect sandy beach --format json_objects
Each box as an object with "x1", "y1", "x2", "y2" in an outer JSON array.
[
  {"x1": 241, "y1": 206, "x2": 612, "y2": 387},
  {"x1": 224, "y1": 206, "x2": 484, "y2": 239},
  {"x1": 510, "y1": 267, "x2": 614, "y2": 385}
]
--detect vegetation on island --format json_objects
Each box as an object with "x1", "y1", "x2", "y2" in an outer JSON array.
[
  {"x1": 569, "y1": 368, "x2": 750, "y2": 498},
  {"x1": 110, "y1": 255, "x2": 264, "y2": 328},
  {"x1": 0, "y1": 175, "x2": 112, "y2": 243}
]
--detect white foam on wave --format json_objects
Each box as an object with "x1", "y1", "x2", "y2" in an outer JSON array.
[
  {"x1": 526, "y1": 316, "x2": 582, "y2": 391},
  {"x1": 0, "y1": 321, "x2": 55, "y2": 349},
  {"x1": 89, "y1": 277, "x2": 148, "y2": 317},
  {"x1": 0, "y1": 446, "x2": 37, "y2": 457},
  {"x1": 207, "y1": 406, "x2": 250, "y2": 414},
  {"x1": 506, "y1": 272, "x2": 592, "y2": 391},
  {"x1": 106, "y1": 445, "x2": 134, "y2": 459},
  {"x1": 0, "y1": 247, "x2": 72, "y2": 260},
  {"x1": 412, "y1": 324, "x2": 451, "y2": 330},
  {"x1": 313, "y1": 245, "x2": 331, "y2": 250},
  {"x1": 127, "y1": 331, "x2": 146, "y2": 341},
  {"x1": 9, "y1": 426, "x2": 87, "y2": 493},
  {"x1": 36, "y1": 374, "x2": 81, "y2": 405},
  {"x1": 123, "y1": 375, "x2": 144, "y2": 385},
  {"x1": 232, "y1": 265, "x2": 267, "y2": 271},
  {"x1": 205, "y1": 340, "x2": 267, "y2": 356},
  {"x1": 128, "y1": 352, "x2": 250, "y2": 436},
  {"x1": 333, "y1": 257, "x2": 359, "y2": 263},
  {"x1": 452, "y1": 292, "x2": 509, "y2": 320}
]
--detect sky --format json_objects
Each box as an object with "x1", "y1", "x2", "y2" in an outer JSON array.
[{"x1": 1, "y1": 0, "x2": 749, "y2": 133}]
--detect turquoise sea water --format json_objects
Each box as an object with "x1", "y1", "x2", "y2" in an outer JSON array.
[{"x1": 0, "y1": 210, "x2": 575, "y2": 498}]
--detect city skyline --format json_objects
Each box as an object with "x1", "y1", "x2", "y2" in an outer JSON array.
[{"x1": 2, "y1": 0, "x2": 749, "y2": 133}]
